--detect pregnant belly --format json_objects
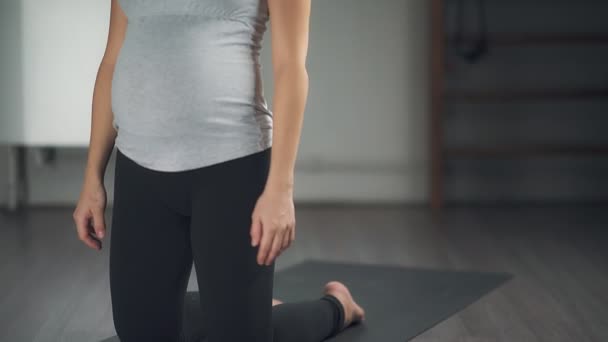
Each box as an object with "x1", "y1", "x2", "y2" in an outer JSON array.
[{"x1": 111, "y1": 47, "x2": 258, "y2": 138}]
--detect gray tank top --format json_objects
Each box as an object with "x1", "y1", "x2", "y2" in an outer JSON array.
[{"x1": 111, "y1": 0, "x2": 273, "y2": 172}]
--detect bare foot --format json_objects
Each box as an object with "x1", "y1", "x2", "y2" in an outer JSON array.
[
  {"x1": 323, "y1": 281, "x2": 366, "y2": 330},
  {"x1": 272, "y1": 298, "x2": 283, "y2": 306}
]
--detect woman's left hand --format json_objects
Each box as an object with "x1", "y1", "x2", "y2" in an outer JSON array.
[{"x1": 250, "y1": 186, "x2": 296, "y2": 266}]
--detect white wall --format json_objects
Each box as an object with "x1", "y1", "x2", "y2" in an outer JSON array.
[
  {"x1": 0, "y1": 0, "x2": 431, "y2": 206},
  {"x1": 0, "y1": 0, "x2": 24, "y2": 143},
  {"x1": 264, "y1": 0, "x2": 430, "y2": 202},
  {"x1": 0, "y1": 0, "x2": 109, "y2": 146}
]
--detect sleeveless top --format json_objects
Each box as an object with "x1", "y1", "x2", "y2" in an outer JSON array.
[{"x1": 111, "y1": 0, "x2": 273, "y2": 172}]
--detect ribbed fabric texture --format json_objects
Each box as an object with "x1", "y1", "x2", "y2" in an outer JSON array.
[
  {"x1": 111, "y1": 0, "x2": 273, "y2": 172},
  {"x1": 270, "y1": 294, "x2": 347, "y2": 341},
  {"x1": 320, "y1": 294, "x2": 346, "y2": 338}
]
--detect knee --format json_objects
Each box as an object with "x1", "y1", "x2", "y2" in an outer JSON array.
[
  {"x1": 114, "y1": 325, "x2": 183, "y2": 342},
  {"x1": 113, "y1": 308, "x2": 183, "y2": 342}
]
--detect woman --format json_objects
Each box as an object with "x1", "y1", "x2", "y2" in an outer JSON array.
[{"x1": 72, "y1": 0, "x2": 365, "y2": 341}]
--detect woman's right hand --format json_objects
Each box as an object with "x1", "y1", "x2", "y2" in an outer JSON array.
[{"x1": 73, "y1": 177, "x2": 107, "y2": 251}]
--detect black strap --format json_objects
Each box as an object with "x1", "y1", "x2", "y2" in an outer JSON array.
[{"x1": 454, "y1": 0, "x2": 489, "y2": 63}]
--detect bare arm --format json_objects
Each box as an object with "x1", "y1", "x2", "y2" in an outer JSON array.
[
  {"x1": 250, "y1": 0, "x2": 311, "y2": 266},
  {"x1": 73, "y1": 0, "x2": 127, "y2": 250},
  {"x1": 265, "y1": 0, "x2": 310, "y2": 192},
  {"x1": 86, "y1": 0, "x2": 128, "y2": 183}
]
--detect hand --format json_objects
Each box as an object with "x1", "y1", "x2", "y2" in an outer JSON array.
[
  {"x1": 250, "y1": 187, "x2": 296, "y2": 266},
  {"x1": 73, "y1": 177, "x2": 107, "y2": 250}
]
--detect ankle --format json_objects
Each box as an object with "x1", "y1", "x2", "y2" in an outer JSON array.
[{"x1": 321, "y1": 294, "x2": 346, "y2": 334}]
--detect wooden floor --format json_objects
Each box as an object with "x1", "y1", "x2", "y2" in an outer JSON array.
[{"x1": 0, "y1": 204, "x2": 607, "y2": 342}]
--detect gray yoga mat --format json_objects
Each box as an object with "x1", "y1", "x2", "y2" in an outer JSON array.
[{"x1": 102, "y1": 259, "x2": 512, "y2": 342}]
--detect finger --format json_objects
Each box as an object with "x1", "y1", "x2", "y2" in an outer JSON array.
[
  {"x1": 91, "y1": 208, "x2": 106, "y2": 239},
  {"x1": 82, "y1": 214, "x2": 102, "y2": 250},
  {"x1": 250, "y1": 214, "x2": 262, "y2": 247},
  {"x1": 86, "y1": 231, "x2": 103, "y2": 250},
  {"x1": 265, "y1": 229, "x2": 284, "y2": 265},
  {"x1": 281, "y1": 227, "x2": 291, "y2": 249},
  {"x1": 257, "y1": 224, "x2": 274, "y2": 265},
  {"x1": 75, "y1": 215, "x2": 101, "y2": 250}
]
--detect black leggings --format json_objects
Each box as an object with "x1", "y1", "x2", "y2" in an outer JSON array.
[{"x1": 109, "y1": 147, "x2": 344, "y2": 342}]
